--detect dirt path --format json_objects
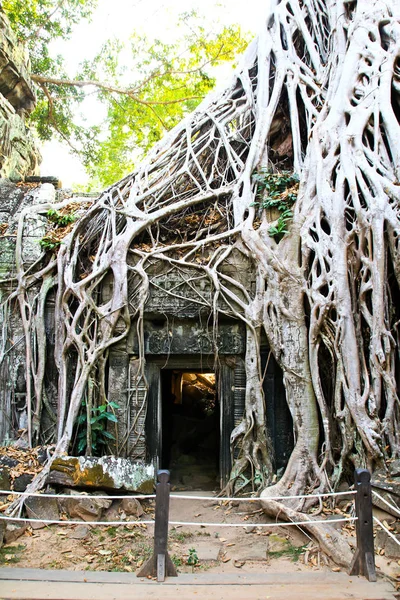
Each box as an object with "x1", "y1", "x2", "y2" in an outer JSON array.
[{"x1": 0, "y1": 492, "x2": 398, "y2": 599}]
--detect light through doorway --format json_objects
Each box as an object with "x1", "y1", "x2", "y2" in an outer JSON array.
[{"x1": 161, "y1": 370, "x2": 219, "y2": 490}]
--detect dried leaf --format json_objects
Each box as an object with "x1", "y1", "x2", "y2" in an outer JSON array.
[{"x1": 234, "y1": 560, "x2": 245, "y2": 568}]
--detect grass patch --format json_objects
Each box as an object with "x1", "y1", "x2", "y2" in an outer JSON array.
[
  {"x1": 268, "y1": 544, "x2": 306, "y2": 562},
  {"x1": 169, "y1": 528, "x2": 193, "y2": 542},
  {"x1": 0, "y1": 544, "x2": 25, "y2": 564}
]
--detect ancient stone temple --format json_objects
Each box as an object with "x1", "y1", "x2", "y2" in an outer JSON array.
[
  {"x1": 0, "y1": 178, "x2": 294, "y2": 489},
  {"x1": 0, "y1": 10, "x2": 39, "y2": 181},
  {"x1": 0, "y1": 8, "x2": 297, "y2": 492}
]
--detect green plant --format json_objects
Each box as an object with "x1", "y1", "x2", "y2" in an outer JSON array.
[
  {"x1": 46, "y1": 209, "x2": 77, "y2": 227},
  {"x1": 170, "y1": 528, "x2": 193, "y2": 542},
  {"x1": 268, "y1": 544, "x2": 307, "y2": 562},
  {"x1": 39, "y1": 237, "x2": 61, "y2": 251},
  {"x1": 76, "y1": 401, "x2": 119, "y2": 454},
  {"x1": 187, "y1": 547, "x2": 199, "y2": 567},
  {"x1": 0, "y1": 544, "x2": 25, "y2": 564},
  {"x1": 251, "y1": 170, "x2": 299, "y2": 239},
  {"x1": 171, "y1": 554, "x2": 183, "y2": 567}
]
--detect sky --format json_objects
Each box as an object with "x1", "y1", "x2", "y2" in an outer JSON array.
[{"x1": 40, "y1": 0, "x2": 268, "y2": 188}]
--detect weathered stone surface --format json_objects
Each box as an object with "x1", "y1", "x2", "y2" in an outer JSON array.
[
  {"x1": 13, "y1": 472, "x2": 33, "y2": 492},
  {"x1": 0, "y1": 519, "x2": 5, "y2": 547},
  {"x1": 48, "y1": 456, "x2": 154, "y2": 494},
  {"x1": 371, "y1": 473, "x2": 400, "y2": 519},
  {"x1": 58, "y1": 490, "x2": 112, "y2": 522},
  {"x1": 0, "y1": 9, "x2": 40, "y2": 181},
  {"x1": 4, "y1": 522, "x2": 27, "y2": 544},
  {"x1": 376, "y1": 529, "x2": 400, "y2": 559},
  {"x1": 0, "y1": 97, "x2": 40, "y2": 181},
  {"x1": 141, "y1": 320, "x2": 245, "y2": 355},
  {"x1": 121, "y1": 497, "x2": 144, "y2": 517},
  {"x1": 0, "y1": 12, "x2": 36, "y2": 113},
  {"x1": 104, "y1": 503, "x2": 121, "y2": 522},
  {"x1": 25, "y1": 495, "x2": 59, "y2": 530},
  {"x1": 67, "y1": 525, "x2": 89, "y2": 540},
  {"x1": 0, "y1": 466, "x2": 10, "y2": 490},
  {"x1": 0, "y1": 456, "x2": 18, "y2": 469},
  {"x1": 268, "y1": 534, "x2": 289, "y2": 553},
  {"x1": 229, "y1": 538, "x2": 269, "y2": 561}
]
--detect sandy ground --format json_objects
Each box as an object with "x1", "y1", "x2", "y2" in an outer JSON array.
[{"x1": 0, "y1": 492, "x2": 399, "y2": 595}]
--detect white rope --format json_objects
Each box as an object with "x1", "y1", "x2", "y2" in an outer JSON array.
[
  {"x1": 0, "y1": 514, "x2": 356, "y2": 528},
  {"x1": 0, "y1": 490, "x2": 156, "y2": 500},
  {"x1": 169, "y1": 517, "x2": 357, "y2": 528},
  {"x1": 373, "y1": 516, "x2": 400, "y2": 548},
  {"x1": 372, "y1": 490, "x2": 400, "y2": 518},
  {"x1": 170, "y1": 490, "x2": 356, "y2": 502},
  {"x1": 0, "y1": 515, "x2": 154, "y2": 526},
  {"x1": 0, "y1": 489, "x2": 355, "y2": 503}
]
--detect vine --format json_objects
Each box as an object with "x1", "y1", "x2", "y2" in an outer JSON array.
[{"x1": 3, "y1": 0, "x2": 399, "y2": 566}]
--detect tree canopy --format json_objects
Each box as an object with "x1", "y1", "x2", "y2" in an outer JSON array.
[{"x1": 2, "y1": 0, "x2": 249, "y2": 186}]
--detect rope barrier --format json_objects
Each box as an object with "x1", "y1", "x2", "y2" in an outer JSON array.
[
  {"x1": 0, "y1": 515, "x2": 154, "y2": 526},
  {"x1": 169, "y1": 517, "x2": 357, "y2": 528},
  {"x1": 372, "y1": 490, "x2": 400, "y2": 518},
  {"x1": 0, "y1": 490, "x2": 156, "y2": 500},
  {"x1": 373, "y1": 516, "x2": 400, "y2": 548},
  {"x1": 0, "y1": 489, "x2": 355, "y2": 503},
  {"x1": 170, "y1": 490, "x2": 356, "y2": 502},
  {"x1": 0, "y1": 513, "x2": 356, "y2": 528}
]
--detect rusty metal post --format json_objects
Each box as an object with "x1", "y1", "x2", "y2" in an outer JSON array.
[
  {"x1": 137, "y1": 469, "x2": 177, "y2": 582},
  {"x1": 349, "y1": 468, "x2": 376, "y2": 582}
]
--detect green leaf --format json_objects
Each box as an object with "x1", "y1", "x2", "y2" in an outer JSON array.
[
  {"x1": 103, "y1": 412, "x2": 118, "y2": 423},
  {"x1": 107, "y1": 402, "x2": 119, "y2": 409}
]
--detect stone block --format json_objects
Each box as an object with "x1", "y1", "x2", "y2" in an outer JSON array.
[
  {"x1": 13, "y1": 473, "x2": 33, "y2": 492},
  {"x1": 0, "y1": 519, "x2": 5, "y2": 547},
  {"x1": 48, "y1": 456, "x2": 154, "y2": 494},
  {"x1": 229, "y1": 538, "x2": 269, "y2": 561},
  {"x1": 67, "y1": 525, "x2": 89, "y2": 540},
  {"x1": 121, "y1": 497, "x2": 144, "y2": 517},
  {"x1": 4, "y1": 522, "x2": 27, "y2": 544},
  {"x1": 25, "y1": 495, "x2": 59, "y2": 529},
  {"x1": 58, "y1": 490, "x2": 112, "y2": 522},
  {"x1": 0, "y1": 466, "x2": 11, "y2": 490}
]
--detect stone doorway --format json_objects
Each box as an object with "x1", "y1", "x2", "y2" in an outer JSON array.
[{"x1": 160, "y1": 370, "x2": 219, "y2": 491}]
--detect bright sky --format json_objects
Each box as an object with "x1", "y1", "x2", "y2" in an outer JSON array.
[{"x1": 40, "y1": 0, "x2": 268, "y2": 188}]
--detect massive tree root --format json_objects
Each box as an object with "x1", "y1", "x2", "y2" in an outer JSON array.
[{"x1": 2, "y1": 0, "x2": 400, "y2": 556}]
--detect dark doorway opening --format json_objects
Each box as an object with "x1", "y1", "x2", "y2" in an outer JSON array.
[{"x1": 161, "y1": 369, "x2": 219, "y2": 490}]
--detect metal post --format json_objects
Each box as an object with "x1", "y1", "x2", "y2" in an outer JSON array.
[
  {"x1": 137, "y1": 469, "x2": 177, "y2": 581},
  {"x1": 349, "y1": 468, "x2": 376, "y2": 582}
]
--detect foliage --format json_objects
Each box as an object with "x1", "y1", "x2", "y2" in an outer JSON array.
[
  {"x1": 2, "y1": 2, "x2": 249, "y2": 187},
  {"x1": 267, "y1": 544, "x2": 307, "y2": 562},
  {"x1": 252, "y1": 170, "x2": 299, "y2": 239},
  {"x1": 39, "y1": 236, "x2": 60, "y2": 251},
  {"x1": 46, "y1": 209, "x2": 77, "y2": 227},
  {"x1": 75, "y1": 401, "x2": 118, "y2": 454},
  {"x1": 39, "y1": 208, "x2": 77, "y2": 251},
  {"x1": 186, "y1": 547, "x2": 199, "y2": 566},
  {"x1": 0, "y1": 544, "x2": 25, "y2": 564}
]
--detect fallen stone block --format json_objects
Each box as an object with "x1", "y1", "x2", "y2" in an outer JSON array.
[
  {"x1": 67, "y1": 525, "x2": 89, "y2": 540},
  {"x1": 4, "y1": 522, "x2": 27, "y2": 544},
  {"x1": 25, "y1": 495, "x2": 59, "y2": 529},
  {"x1": 47, "y1": 456, "x2": 154, "y2": 494},
  {"x1": 0, "y1": 466, "x2": 11, "y2": 491},
  {"x1": 58, "y1": 490, "x2": 112, "y2": 522},
  {"x1": 13, "y1": 473, "x2": 33, "y2": 492},
  {"x1": 121, "y1": 497, "x2": 144, "y2": 517}
]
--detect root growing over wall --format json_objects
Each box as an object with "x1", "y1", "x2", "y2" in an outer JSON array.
[{"x1": 2, "y1": 0, "x2": 400, "y2": 553}]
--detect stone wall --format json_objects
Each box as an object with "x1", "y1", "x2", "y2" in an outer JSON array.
[{"x1": 0, "y1": 9, "x2": 40, "y2": 181}]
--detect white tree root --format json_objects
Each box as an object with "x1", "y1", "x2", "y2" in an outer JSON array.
[{"x1": 3, "y1": 0, "x2": 400, "y2": 560}]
